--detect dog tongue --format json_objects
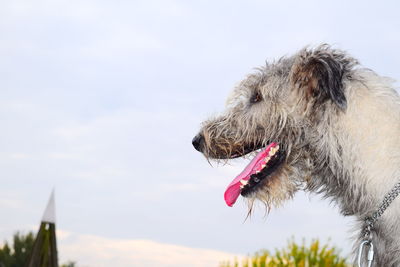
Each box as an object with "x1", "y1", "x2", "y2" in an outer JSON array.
[{"x1": 224, "y1": 143, "x2": 277, "y2": 207}]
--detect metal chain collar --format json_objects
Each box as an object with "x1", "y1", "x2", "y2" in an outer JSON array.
[
  {"x1": 358, "y1": 181, "x2": 400, "y2": 267},
  {"x1": 365, "y1": 181, "x2": 400, "y2": 229}
]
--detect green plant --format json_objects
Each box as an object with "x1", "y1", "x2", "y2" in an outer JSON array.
[
  {"x1": 0, "y1": 231, "x2": 77, "y2": 267},
  {"x1": 0, "y1": 232, "x2": 35, "y2": 267},
  {"x1": 61, "y1": 261, "x2": 77, "y2": 267},
  {"x1": 219, "y1": 239, "x2": 350, "y2": 267}
]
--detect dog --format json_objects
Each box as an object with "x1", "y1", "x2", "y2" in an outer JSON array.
[{"x1": 193, "y1": 45, "x2": 400, "y2": 266}]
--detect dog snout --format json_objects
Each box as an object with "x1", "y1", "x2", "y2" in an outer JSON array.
[{"x1": 192, "y1": 134, "x2": 204, "y2": 152}]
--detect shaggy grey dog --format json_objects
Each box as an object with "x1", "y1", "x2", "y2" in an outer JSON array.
[{"x1": 192, "y1": 45, "x2": 400, "y2": 266}]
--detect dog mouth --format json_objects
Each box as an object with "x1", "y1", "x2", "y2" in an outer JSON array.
[{"x1": 224, "y1": 142, "x2": 285, "y2": 207}]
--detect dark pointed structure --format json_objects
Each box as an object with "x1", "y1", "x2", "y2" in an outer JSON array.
[{"x1": 25, "y1": 190, "x2": 59, "y2": 267}]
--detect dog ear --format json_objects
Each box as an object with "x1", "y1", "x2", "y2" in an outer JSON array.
[{"x1": 291, "y1": 46, "x2": 354, "y2": 110}]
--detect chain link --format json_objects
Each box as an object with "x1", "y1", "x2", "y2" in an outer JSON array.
[
  {"x1": 359, "y1": 181, "x2": 400, "y2": 266},
  {"x1": 363, "y1": 181, "x2": 400, "y2": 238}
]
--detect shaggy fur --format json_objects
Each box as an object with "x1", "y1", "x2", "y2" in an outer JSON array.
[{"x1": 193, "y1": 45, "x2": 400, "y2": 266}]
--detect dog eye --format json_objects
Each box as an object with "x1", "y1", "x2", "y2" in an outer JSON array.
[{"x1": 250, "y1": 92, "x2": 262, "y2": 104}]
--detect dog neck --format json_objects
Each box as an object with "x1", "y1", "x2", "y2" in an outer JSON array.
[
  {"x1": 309, "y1": 71, "x2": 400, "y2": 266},
  {"x1": 338, "y1": 73, "x2": 400, "y2": 213}
]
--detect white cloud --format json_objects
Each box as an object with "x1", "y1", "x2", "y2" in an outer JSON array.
[
  {"x1": 0, "y1": 0, "x2": 167, "y2": 61},
  {"x1": 57, "y1": 231, "x2": 242, "y2": 267},
  {"x1": 0, "y1": 193, "x2": 24, "y2": 210}
]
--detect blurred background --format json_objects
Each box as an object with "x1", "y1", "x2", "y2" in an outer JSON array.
[{"x1": 0, "y1": 0, "x2": 399, "y2": 266}]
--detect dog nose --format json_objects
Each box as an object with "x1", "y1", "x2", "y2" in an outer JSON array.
[{"x1": 192, "y1": 134, "x2": 204, "y2": 152}]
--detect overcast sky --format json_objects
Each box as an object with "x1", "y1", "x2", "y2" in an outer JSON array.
[{"x1": 1, "y1": 0, "x2": 400, "y2": 266}]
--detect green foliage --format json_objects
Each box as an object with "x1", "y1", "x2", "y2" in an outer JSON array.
[
  {"x1": 0, "y1": 232, "x2": 34, "y2": 267},
  {"x1": 60, "y1": 261, "x2": 77, "y2": 267},
  {"x1": 219, "y1": 239, "x2": 350, "y2": 267},
  {"x1": 0, "y1": 232, "x2": 76, "y2": 267}
]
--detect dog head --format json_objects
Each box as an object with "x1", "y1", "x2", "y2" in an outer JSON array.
[{"x1": 193, "y1": 45, "x2": 357, "y2": 209}]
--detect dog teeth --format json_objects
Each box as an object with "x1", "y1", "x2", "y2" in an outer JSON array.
[
  {"x1": 240, "y1": 185, "x2": 244, "y2": 189},
  {"x1": 269, "y1": 146, "x2": 279, "y2": 156},
  {"x1": 265, "y1": 156, "x2": 270, "y2": 162},
  {"x1": 255, "y1": 170, "x2": 260, "y2": 174},
  {"x1": 240, "y1": 180, "x2": 248, "y2": 185},
  {"x1": 261, "y1": 164, "x2": 266, "y2": 169}
]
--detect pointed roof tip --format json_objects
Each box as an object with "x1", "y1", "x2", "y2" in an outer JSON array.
[{"x1": 42, "y1": 189, "x2": 56, "y2": 224}]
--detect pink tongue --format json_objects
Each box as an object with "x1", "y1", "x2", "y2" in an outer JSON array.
[{"x1": 224, "y1": 143, "x2": 277, "y2": 207}]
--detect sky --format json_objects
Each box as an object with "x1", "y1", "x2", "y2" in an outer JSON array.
[{"x1": 0, "y1": 0, "x2": 400, "y2": 266}]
